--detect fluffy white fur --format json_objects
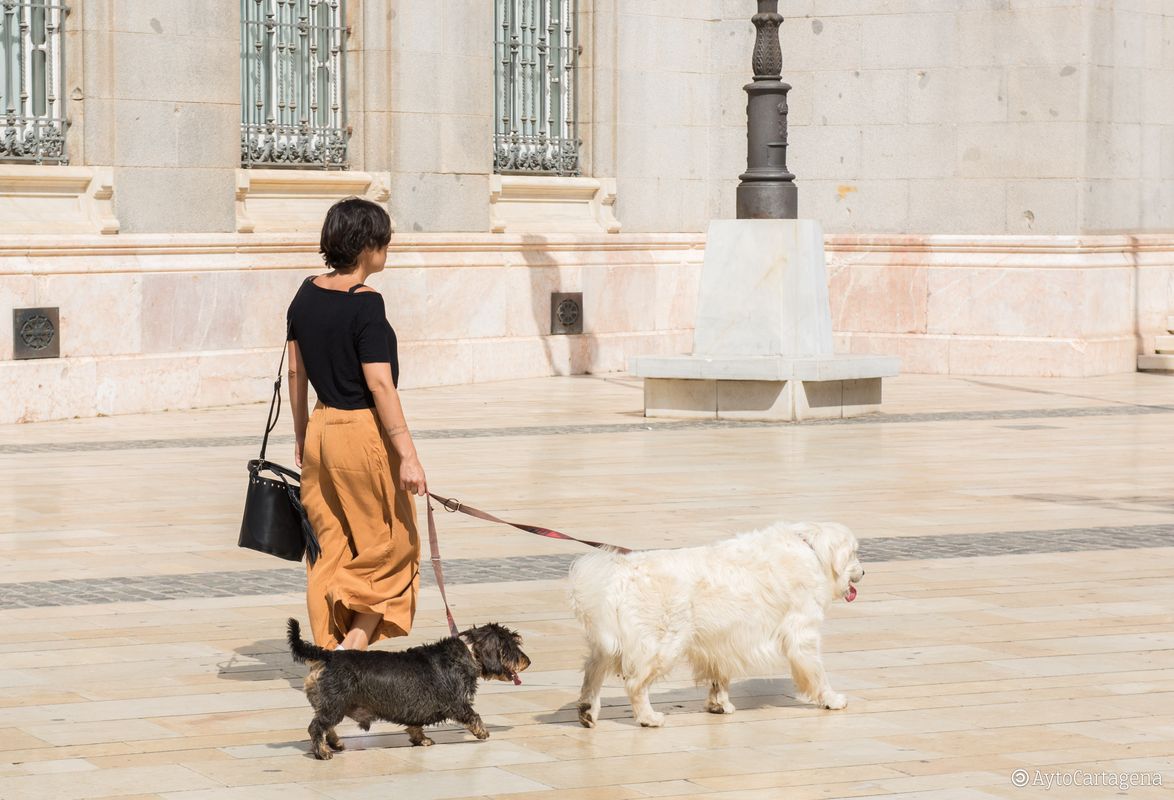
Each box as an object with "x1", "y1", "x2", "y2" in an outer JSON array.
[{"x1": 569, "y1": 521, "x2": 864, "y2": 728}]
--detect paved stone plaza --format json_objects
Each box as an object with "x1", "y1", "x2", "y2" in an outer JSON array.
[{"x1": 1, "y1": 372, "x2": 1172, "y2": 799}]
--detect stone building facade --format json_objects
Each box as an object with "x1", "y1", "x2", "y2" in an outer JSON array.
[{"x1": 1, "y1": 0, "x2": 1172, "y2": 423}]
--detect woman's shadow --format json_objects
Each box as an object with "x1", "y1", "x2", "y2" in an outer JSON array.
[{"x1": 217, "y1": 638, "x2": 305, "y2": 690}]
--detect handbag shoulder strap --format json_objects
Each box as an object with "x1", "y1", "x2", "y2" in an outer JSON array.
[{"x1": 259, "y1": 320, "x2": 291, "y2": 461}]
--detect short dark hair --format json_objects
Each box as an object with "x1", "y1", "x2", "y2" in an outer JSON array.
[{"x1": 318, "y1": 197, "x2": 392, "y2": 272}]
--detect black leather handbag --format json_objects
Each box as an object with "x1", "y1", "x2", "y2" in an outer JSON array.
[{"x1": 238, "y1": 331, "x2": 321, "y2": 564}]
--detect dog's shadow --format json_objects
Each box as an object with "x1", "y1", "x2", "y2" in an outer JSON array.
[
  {"x1": 215, "y1": 639, "x2": 513, "y2": 756},
  {"x1": 537, "y1": 677, "x2": 808, "y2": 727}
]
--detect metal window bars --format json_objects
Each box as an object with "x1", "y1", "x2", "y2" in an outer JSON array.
[
  {"x1": 0, "y1": 0, "x2": 68, "y2": 164},
  {"x1": 494, "y1": 0, "x2": 580, "y2": 176},
  {"x1": 241, "y1": 0, "x2": 348, "y2": 169}
]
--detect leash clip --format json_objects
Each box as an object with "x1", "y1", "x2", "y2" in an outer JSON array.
[{"x1": 442, "y1": 497, "x2": 462, "y2": 513}]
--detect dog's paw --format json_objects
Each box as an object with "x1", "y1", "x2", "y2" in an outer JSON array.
[
  {"x1": 412, "y1": 736, "x2": 434, "y2": 747},
  {"x1": 638, "y1": 711, "x2": 666, "y2": 728},
  {"x1": 577, "y1": 703, "x2": 597, "y2": 728},
  {"x1": 358, "y1": 720, "x2": 371, "y2": 732},
  {"x1": 705, "y1": 700, "x2": 736, "y2": 715},
  {"x1": 327, "y1": 739, "x2": 345, "y2": 752},
  {"x1": 313, "y1": 748, "x2": 334, "y2": 760},
  {"x1": 822, "y1": 692, "x2": 847, "y2": 710}
]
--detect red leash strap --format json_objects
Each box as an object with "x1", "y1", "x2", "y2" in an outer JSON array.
[
  {"x1": 425, "y1": 497, "x2": 461, "y2": 638},
  {"x1": 427, "y1": 493, "x2": 632, "y2": 555}
]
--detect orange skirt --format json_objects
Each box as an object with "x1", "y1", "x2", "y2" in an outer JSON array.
[{"x1": 300, "y1": 404, "x2": 419, "y2": 648}]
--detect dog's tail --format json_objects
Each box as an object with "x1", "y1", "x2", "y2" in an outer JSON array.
[
  {"x1": 287, "y1": 618, "x2": 332, "y2": 664},
  {"x1": 567, "y1": 550, "x2": 628, "y2": 656}
]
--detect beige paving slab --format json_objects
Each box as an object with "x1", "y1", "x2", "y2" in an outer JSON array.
[
  {"x1": 21, "y1": 719, "x2": 184, "y2": 747},
  {"x1": 476, "y1": 788, "x2": 645, "y2": 800},
  {"x1": 312, "y1": 767, "x2": 552, "y2": 800},
  {"x1": 3, "y1": 757, "x2": 97, "y2": 776},
  {"x1": 159, "y1": 785, "x2": 331, "y2": 800},
  {"x1": 179, "y1": 746, "x2": 422, "y2": 788},
  {"x1": 0, "y1": 765, "x2": 220, "y2": 800},
  {"x1": 501, "y1": 747, "x2": 826, "y2": 789}
]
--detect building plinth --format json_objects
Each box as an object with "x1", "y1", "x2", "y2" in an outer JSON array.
[{"x1": 632, "y1": 219, "x2": 899, "y2": 422}]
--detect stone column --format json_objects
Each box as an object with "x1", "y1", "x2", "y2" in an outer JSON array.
[
  {"x1": 385, "y1": 0, "x2": 493, "y2": 232},
  {"x1": 103, "y1": 2, "x2": 240, "y2": 233}
]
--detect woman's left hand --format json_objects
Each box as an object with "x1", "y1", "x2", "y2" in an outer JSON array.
[{"x1": 397, "y1": 454, "x2": 427, "y2": 496}]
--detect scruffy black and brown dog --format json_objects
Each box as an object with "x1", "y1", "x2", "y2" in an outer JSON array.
[{"x1": 287, "y1": 618, "x2": 530, "y2": 758}]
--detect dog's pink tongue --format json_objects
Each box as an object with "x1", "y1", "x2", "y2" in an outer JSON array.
[
  {"x1": 845, "y1": 585, "x2": 858, "y2": 603},
  {"x1": 512, "y1": 673, "x2": 522, "y2": 685}
]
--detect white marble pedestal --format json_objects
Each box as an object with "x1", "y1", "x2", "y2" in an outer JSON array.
[{"x1": 631, "y1": 219, "x2": 899, "y2": 422}]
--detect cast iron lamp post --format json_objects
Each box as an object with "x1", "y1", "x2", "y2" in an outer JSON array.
[{"x1": 736, "y1": 0, "x2": 797, "y2": 219}]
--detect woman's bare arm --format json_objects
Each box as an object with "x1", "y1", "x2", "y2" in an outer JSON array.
[
  {"x1": 362, "y1": 361, "x2": 427, "y2": 496},
  {"x1": 287, "y1": 340, "x2": 310, "y2": 467}
]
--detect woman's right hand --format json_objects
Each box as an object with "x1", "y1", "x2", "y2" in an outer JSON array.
[{"x1": 397, "y1": 454, "x2": 427, "y2": 497}]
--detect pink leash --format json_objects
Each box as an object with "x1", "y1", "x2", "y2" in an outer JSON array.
[{"x1": 424, "y1": 492, "x2": 631, "y2": 638}]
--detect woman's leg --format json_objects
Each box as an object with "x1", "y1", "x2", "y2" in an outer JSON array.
[{"x1": 340, "y1": 612, "x2": 383, "y2": 650}]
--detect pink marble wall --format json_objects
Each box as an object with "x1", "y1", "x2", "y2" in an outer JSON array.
[
  {"x1": 2, "y1": 231, "x2": 1171, "y2": 423},
  {"x1": 826, "y1": 234, "x2": 1174, "y2": 377},
  {"x1": 0, "y1": 233, "x2": 702, "y2": 423}
]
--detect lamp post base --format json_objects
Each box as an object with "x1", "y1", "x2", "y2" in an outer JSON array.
[{"x1": 736, "y1": 181, "x2": 797, "y2": 220}]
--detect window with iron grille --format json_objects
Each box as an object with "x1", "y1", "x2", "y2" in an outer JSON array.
[
  {"x1": 240, "y1": 0, "x2": 349, "y2": 169},
  {"x1": 0, "y1": 0, "x2": 68, "y2": 164},
  {"x1": 494, "y1": 0, "x2": 580, "y2": 176}
]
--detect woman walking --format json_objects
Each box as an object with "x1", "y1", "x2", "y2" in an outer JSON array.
[{"x1": 285, "y1": 198, "x2": 426, "y2": 652}]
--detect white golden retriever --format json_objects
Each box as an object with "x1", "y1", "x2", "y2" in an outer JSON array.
[{"x1": 569, "y1": 521, "x2": 864, "y2": 728}]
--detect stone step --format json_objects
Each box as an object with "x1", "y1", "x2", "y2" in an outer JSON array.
[
  {"x1": 1138, "y1": 353, "x2": 1174, "y2": 372},
  {"x1": 1157, "y1": 335, "x2": 1174, "y2": 354},
  {"x1": 1167, "y1": 315, "x2": 1174, "y2": 333}
]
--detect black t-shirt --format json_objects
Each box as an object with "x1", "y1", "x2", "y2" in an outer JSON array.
[{"x1": 286, "y1": 278, "x2": 399, "y2": 410}]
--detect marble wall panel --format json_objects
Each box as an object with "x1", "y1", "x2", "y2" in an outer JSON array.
[
  {"x1": 95, "y1": 354, "x2": 201, "y2": 416},
  {"x1": 843, "y1": 332, "x2": 952, "y2": 375},
  {"x1": 397, "y1": 339, "x2": 476, "y2": 390},
  {"x1": 0, "y1": 276, "x2": 37, "y2": 361},
  {"x1": 405, "y1": 267, "x2": 512, "y2": 341},
  {"x1": 945, "y1": 335, "x2": 1138, "y2": 378},
  {"x1": 140, "y1": 273, "x2": 249, "y2": 354},
  {"x1": 36, "y1": 274, "x2": 144, "y2": 357},
  {"x1": 580, "y1": 265, "x2": 659, "y2": 335},
  {"x1": 1078, "y1": 268, "x2": 1138, "y2": 338},
  {"x1": 653, "y1": 262, "x2": 702, "y2": 334},
  {"x1": 926, "y1": 267, "x2": 1090, "y2": 339},
  {"x1": 0, "y1": 357, "x2": 98, "y2": 423},
  {"x1": 501, "y1": 266, "x2": 576, "y2": 340},
  {"x1": 828, "y1": 265, "x2": 928, "y2": 335}
]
